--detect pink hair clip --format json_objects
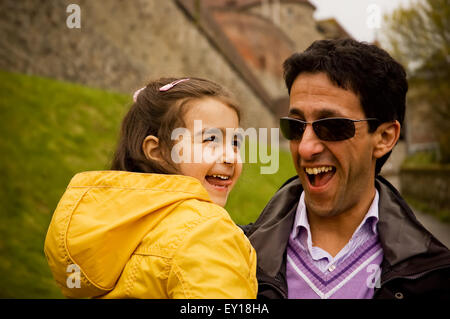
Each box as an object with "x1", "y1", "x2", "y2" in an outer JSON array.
[
  {"x1": 159, "y1": 78, "x2": 190, "y2": 92},
  {"x1": 133, "y1": 87, "x2": 146, "y2": 102}
]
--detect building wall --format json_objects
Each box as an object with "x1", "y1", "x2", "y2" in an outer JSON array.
[
  {"x1": 247, "y1": 1, "x2": 324, "y2": 51},
  {"x1": 213, "y1": 10, "x2": 293, "y2": 100},
  {"x1": 218, "y1": 1, "x2": 325, "y2": 115},
  {"x1": 0, "y1": 0, "x2": 276, "y2": 129},
  {"x1": 405, "y1": 89, "x2": 438, "y2": 154},
  {"x1": 401, "y1": 167, "x2": 450, "y2": 211}
]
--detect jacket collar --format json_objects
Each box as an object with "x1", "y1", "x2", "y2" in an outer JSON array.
[
  {"x1": 375, "y1": 176, "x2": 429, "y2": 267},
  {"x1": 247, "y1": 177, "x2": 301, "y2": 277},
  {"x1": 248, "y1": 175, "x2": 439, "y2": 278}
]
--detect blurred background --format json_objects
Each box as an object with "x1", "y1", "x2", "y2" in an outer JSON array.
[{"x1": 0, "y1": 0, "x2": 448, "y2": 298}]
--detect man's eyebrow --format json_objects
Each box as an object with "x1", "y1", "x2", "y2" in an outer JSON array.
[
  {"x1": 315, "y1": 109, "x2": 342, "y2": 118},
  {"x1": 288, "y1": 108, "x2": 343, "y2": 119},
  {"x1": 288, "y1": 109, "x2": 304, "y2": 117}
]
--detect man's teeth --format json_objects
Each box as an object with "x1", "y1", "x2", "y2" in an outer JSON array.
[
  {"x1": 210, "y1": 174, "x2": 230, "y2": 180},
  {"x1": 305, "y1": 166, "x2": 333, "y2": 175}
]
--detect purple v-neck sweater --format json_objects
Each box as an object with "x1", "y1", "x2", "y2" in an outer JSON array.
[
  {"x1": 286, "y1": 191, "x2": 383, "y2": 299},
  {"x1": 286, "y1": 234, "x2": 383, "y2": 299}
]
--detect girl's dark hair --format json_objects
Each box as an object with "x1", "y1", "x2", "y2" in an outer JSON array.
[
  {"x1": 283, "y1": 38, "x2": 408, "y2": 175},
  {"x1": 111, "y1": 77, "x2": 240, "y2": 174}
]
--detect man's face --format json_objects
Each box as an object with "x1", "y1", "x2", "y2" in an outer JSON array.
[{"x1": 288, "y1": 72, "x2": 377, "y2": 218}]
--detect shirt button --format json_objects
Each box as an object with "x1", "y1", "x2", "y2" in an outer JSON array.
[{"x1": 328, "y1": 264, "x2": 336, "y2": 272}]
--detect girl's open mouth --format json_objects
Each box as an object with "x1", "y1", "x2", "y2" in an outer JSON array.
[
  {"x1": 305, "y1": 166, "x2": 336, "y2": 189},
  {"x1": 205, "y1": 174, "x2": 233, "y2": 190}
]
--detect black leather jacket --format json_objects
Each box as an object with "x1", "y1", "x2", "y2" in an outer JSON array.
[{"x1": 242, "y1": 176, "x2": 450, "y2": 299}]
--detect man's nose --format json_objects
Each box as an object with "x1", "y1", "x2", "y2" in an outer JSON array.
[{"x1": 296, "y1": 124, "x2": 324, "y2": 160}]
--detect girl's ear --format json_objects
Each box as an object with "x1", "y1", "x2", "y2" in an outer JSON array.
[
  {"x1": 373, "y1": 120, "x2": 401, "y2": 159},
  {"x1": 142, "y1": 135, "x2": 163, "y2": 162}
]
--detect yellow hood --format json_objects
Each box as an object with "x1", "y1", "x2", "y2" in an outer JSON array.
[{"x1": 44, "y1": 171, "x2": 211, "y2": 298}]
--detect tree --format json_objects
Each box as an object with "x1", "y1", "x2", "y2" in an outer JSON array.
[{"x1": 381, "y1": 0, "x2": 450, "y2": 162}]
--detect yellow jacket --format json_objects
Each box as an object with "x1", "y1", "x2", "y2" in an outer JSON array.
[{"x1": 44, "y1": 171, "x2": 257, "y2": 298}]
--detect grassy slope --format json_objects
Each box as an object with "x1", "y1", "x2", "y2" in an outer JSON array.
[{"x1": 0, "y1": 70, "x2": 296, "y2": 298}]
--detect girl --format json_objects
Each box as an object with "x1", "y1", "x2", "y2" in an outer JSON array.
[{"x1": 44, "y1": 78, "x2": 257, "y2": 299}]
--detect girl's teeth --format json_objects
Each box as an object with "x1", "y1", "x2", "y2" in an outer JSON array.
[{"x1": 211, "y1": 174, "x2": 229, "y2": 180}]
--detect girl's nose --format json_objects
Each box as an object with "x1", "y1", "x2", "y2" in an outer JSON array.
[{"x1": 222, "y1": 142, "x2": 240, "y2": 164}]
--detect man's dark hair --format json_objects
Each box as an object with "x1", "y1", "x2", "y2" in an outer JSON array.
[{"x1": 283, "y1": 38, "x2": 408, "y2": 175}]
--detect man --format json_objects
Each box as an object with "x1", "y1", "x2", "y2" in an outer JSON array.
[{"x1": 243, "y1": 39, "x2": 450, "y2": 299}]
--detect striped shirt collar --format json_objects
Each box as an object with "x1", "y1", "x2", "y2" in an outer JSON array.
[{"x1": 292, "y1": 190, "x2": 380, "y2": 250}]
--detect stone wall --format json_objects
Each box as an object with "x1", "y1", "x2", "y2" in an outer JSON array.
[
  {"x1": 211, "y1": 0, "x2": 326, "y2": 110},
  {"x1": 247, "y1": 2, "x2": 324, "y2": 51},
  {"x1": 0, "y1": 0, "x2": 276, "y2": 129},
  {"x1": 405, "y1": 88, "x2": 439, "y2": 154},
  {"x1": 213, "y1": 10, "x2": 294, "y2": 100}
]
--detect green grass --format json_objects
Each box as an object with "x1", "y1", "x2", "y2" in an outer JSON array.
[
  {"x1": 0, "y1": 71, "x2": 130, "y2": 298},
  {"x1": 402, "y1": 150, "x2": 450, "y2": 169},
  {"x1": 0, "y1": 70, "x2": 296, "y2": 298},
  {"x1": 225, "y1": 143, "x2": 296, "y2": 225},
  {"x1": 401, "y1": 151, "x2": 450, "y2": 223}
]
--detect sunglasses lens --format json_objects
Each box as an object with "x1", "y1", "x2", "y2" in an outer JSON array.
[
  {"x1": 314, "y1": 118, "x2": 355, "y2": 141},
  {"x1": 280, "y1": 118, "x2": 305, "y2": 140}
]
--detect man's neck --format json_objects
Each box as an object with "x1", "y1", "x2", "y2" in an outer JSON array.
[{"x1": 307, "y1": 187, "x2": 376, "y2": 257}]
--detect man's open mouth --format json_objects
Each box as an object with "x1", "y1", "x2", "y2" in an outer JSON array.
[
  {"x1": 205, "y1": 174, "x2": 233, "y2": 189},
  {"x1": 304, "y1": 166, "x2": 336, "y2": 188}
]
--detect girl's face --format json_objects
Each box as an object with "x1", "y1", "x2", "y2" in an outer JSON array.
[{"x1": 176, "y1": 97, "x2": 242, "y2": 207}]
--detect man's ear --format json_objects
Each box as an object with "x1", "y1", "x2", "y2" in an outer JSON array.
[
  {"x1": 373, "y1": 120, "x2": 401, "y2": 159},
  {"x1": 142, "y1": 135, "x2": 163, "y2": 162}
]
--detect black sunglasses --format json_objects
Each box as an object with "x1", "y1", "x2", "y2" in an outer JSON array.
[{"x1": 280, "y1": 117, "x2": 379, "y2": 142}]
